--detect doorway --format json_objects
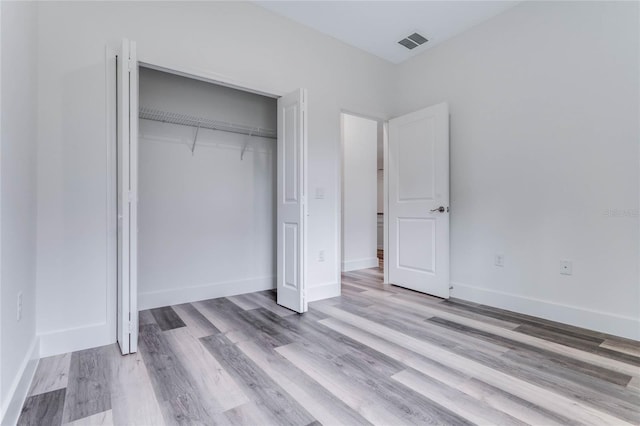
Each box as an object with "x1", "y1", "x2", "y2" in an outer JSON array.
[{"x1": 340, "y1": 113, "x2": 384, "y2": 275}]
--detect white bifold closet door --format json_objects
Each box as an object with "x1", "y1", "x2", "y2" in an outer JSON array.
[
  {"x1": 277, "y1": 89, "x2": 308, "y2": 313},
  {"x1": 117, "y1": 38, "x2": 139, "y2": 355}
]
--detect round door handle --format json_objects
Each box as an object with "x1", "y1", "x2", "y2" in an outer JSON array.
[{"x1": 430, "y1": 206, "x2": 446, "y2": 213}]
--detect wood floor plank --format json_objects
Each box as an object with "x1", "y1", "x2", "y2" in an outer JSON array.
[
  {"x1": 427, "y1": 316, "x2": 634, "y2": 387},
  {"x1": 138, "y1": 323, "x2": 222, "y2": 425},
  {"x1": 392, "y1": 368, "x2": 527, "y2": 426},
  {"x1": 388, "y1": 292, "x2": 640, "y2": 377},
  {"x1": 601, "y1": 339, "x2": 640, "y2": 358},
  {"x1": 138, "y1": 309, "x2": 156, "y2": 326},
  {"x1": 276, "y1": 342, "x2": 472, "y2": 426},
  {"x1": 108, "y1": 344, "x2": 165, "y2": 426},
  {"x1": 241, "y1": 291, "x2": 297, "y2": 317},
  {"x1": 319, "y1": 316, "x2": 577, "y2": 426},
  {"x1": 447, "y1": 298, "x2": 623, "y2": 343},
  {"x1": 200, "y1": 333, "x2": 316, "y2": 426},
  {"x1": 358, "y1": 301, "x2": 511, "y2": 358},
  {"x1": 150, "y1": 306, "x2": 186, "y2": 331},
  {"x1": 315, "y1": 303, "x2": 634, "y2": 425},
  {"x1": 515, "y1": 323, "x2": 640, "y2": 366},
  {"x1": 62, "y1": 345, "x2": 113, "y2": 423},
  {"x1": 235, "y1": 339, "x2": 371, "y2": 426},
  {"x1": 18, "y1": 388, "x2": 66, "y2": 426},
  {"x1": 225, "y1": 293, "x2": 262, "y2": 311},
  {"x1": 164, "y1": 327, "x2": 250, "y2": 412},
  {"x1": 171, "y1": 303, "x2": 220, "y2": 338},
  {"x1": 222, "y1": 402, "x2": 274, "y2": 426},
  {"x1": 458, "y1": 378, "x2": 581, "y2": 426},
  {"x1": 499, "y1": 349, "x2": 640, "y2": 423},
  {"x1": 28, "y1": 353, "x2": 71, "y2": 397},
  {"x1": 196, "y1": 298, "x2": 295, "y2": 348},
  {"x1": 64, "y1": 409, "x2": 113, "y2": 426}
]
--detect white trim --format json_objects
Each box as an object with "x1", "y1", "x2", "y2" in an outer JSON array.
[
  {"x1": 451, "y1": 281, "x2": 640, "y2": 340},
  {"x1": 337, "y1": 112, "x2": 345, "y2": 298},
  {"x1": 105, "y1": 45, "x2": 117, "y2": 349},
  {"x1": 137, "y1": 59, "x2": 283, "y2": 99},
  {"x1": 0, "y1": 337, "x2": 40, "y2": 426},
  {"x1": 307, "y1": 281, "x2": 341, "y2": 302},
  {"x1": 0, "y1": 1, "x2": 3, "y2": 419},
  {"x1": 342, "y1": 258, "x2": 379, "y2": 272},
  {"x1": 382, "y1": 122, "x2": 389, "y2": 284},
  {"x1": 138, "y1": 276, "x2": 276, "y2": 311},
  {"x1": 39, "y1": 323, "x2": 112, "y2": 358}
]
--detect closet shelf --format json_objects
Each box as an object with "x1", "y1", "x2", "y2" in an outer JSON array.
[{"x1": 139, "y1": 107, "x2": 277, "y2": 140}]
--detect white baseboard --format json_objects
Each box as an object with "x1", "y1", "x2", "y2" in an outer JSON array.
[
  {"x1": 139, "y1": 276, "x2": 275, "y2": 311},
  {"x1": 307, "y1": 281, "x2": 341, "y2": 302},
  {"x1": 38, "y1": 322, "x2": 113, "y2": 358},
  {"x1": 1, "y1": 337, "x2": 40, "y2": 426},
  {"x1": 342, "y1": 257, "x2": 379, "y2": 272},
  {"x1": 451, "y1": 281, "x2": 640, "y2": 340}
]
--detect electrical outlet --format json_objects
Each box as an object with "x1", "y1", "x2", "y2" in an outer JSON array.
[
  {"x1": 495, "y1": 253, "x2": 505, "y2": 267},
  {"x1": 318, "y1": 250, "x2": 325, "y2": 262},
  {"x1": 17, "y1": 292, "x2": 23, "y2": 322},
  {"x1": 560, "y1": 260, "x2": 572, "y2": 275}
]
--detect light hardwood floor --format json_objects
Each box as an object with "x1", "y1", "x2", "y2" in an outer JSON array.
[{"x1": 18, "y1": 268, "x2": 640, "y2": 425}]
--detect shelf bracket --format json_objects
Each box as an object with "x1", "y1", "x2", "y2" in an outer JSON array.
[{"x1": 191, "y1": 123, "x2": 201, "y2": 155}]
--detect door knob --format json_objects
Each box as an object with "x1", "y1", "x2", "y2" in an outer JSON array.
[{"x1": 430, "y1": 206, "x2": 445, "y2": 213}]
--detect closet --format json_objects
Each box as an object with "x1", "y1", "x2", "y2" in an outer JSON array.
[
  {"x1": 116, "y1": 40, "x2": 307, "y2": 355},
  {"x1": 137, "y1": 67, "x2": 278, "y2": 311}
]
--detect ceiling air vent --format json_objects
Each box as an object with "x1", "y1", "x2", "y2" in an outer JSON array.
[{"x1": 398, "y1": 32, "x2": 429, "y2": 50}]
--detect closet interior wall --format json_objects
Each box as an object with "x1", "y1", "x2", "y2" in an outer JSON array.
[{"x1": 138, "y1": 68, "x2": 277, "y2": 309}]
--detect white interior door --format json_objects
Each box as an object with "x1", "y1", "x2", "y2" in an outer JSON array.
[
  {"x1": 388, "y1": 103, "x2": 449, "y2": 298},
  {"x1": 277, "y1": 89, "x2": 308, "y2": 313},
  {"x1": 117, "y1": 38, "x2": 139, "y2": 354}
]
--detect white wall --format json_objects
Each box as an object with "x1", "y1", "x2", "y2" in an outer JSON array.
[
  {"x1": 35, "y1": 1, "x2": 393, "y2": 356},
  {"x1": 139, "y1": 67, "x2": 277, "y2": 130},
  {"x1": 342, "y1": 114, "x2": 378, "y2": 271},
  {"x1": 138, "y1": 68, "x2": 277, "y2": 309},
  {"x1": 1, "y1": 1, "x2": 40, "y2": 423},
  {"x1": 393, "y1": 1, "x2": 640, "y2": 339}
]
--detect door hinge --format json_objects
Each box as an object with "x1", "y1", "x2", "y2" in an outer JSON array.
[
  {"x1": 127, "y1": 58, "x2": 134, "y2": 72},
  {"x1": 128, "y1": 321, "x2": 135, "y2": 333}
]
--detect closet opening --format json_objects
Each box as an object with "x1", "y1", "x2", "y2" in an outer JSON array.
[
  {"x1": 116, "y1": 40, "x2": 308, "y2": 355},
  {"x1": 137, "y1": 66, "x2": 279, "y2": 311}
]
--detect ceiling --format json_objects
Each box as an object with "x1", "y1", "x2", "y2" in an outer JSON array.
[{"x1": 255, "y1": 1, "x2": 520, "y2": 64}]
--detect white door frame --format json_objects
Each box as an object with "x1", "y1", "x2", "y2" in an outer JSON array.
[
  {"x1": 337, "y1": 110, "x2": 389, "y2": 287},
  {"x1": 105, "y1": 45, "x2": 289, "y2": 344}
]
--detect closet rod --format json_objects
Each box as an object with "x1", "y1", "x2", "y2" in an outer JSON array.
[{"x1": 139, "y1": 107, "x2": 277, "y2": 140}]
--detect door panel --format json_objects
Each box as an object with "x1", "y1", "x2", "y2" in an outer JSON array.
[
  {"x1": 277, "y1": 89, "x2": 307, "y2": 313},
  {"x1": 388, "y1": 103, "x2": 449, "y2": 298},
  {"x1": 117, "y1": 38, "x2": 139, "y2": 354}
]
